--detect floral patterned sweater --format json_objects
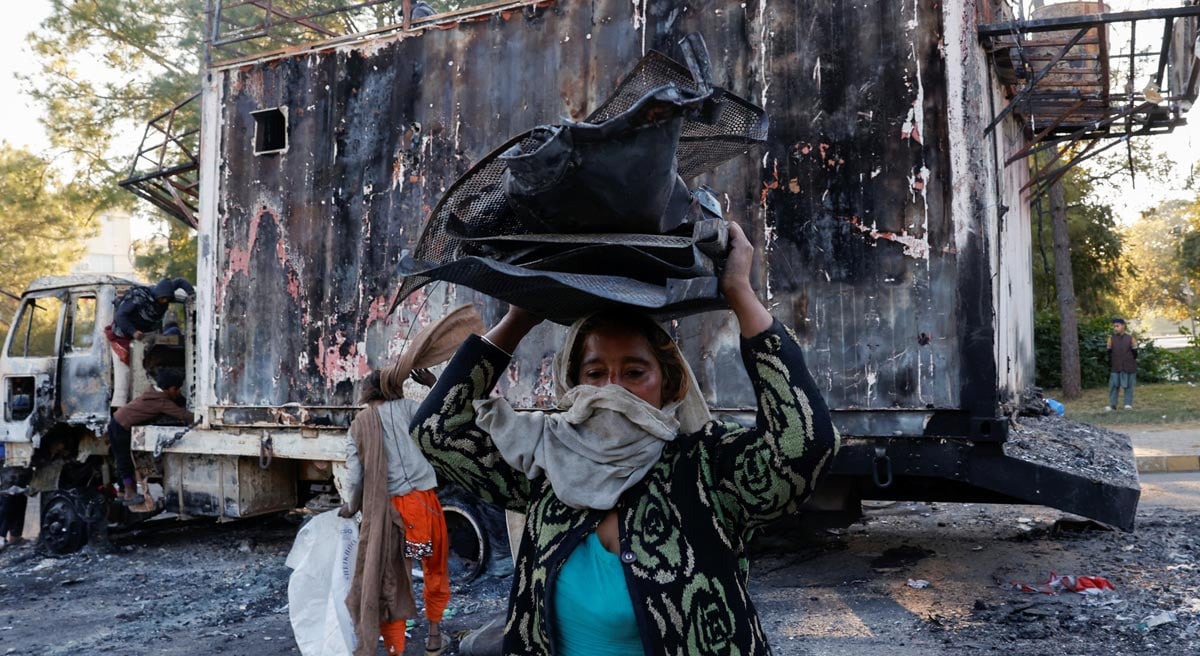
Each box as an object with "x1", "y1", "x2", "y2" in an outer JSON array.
[{"x1": 410, "y1": 320, "x2": 839, "y2": 656}]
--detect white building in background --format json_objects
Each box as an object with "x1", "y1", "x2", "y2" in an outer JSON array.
[{"x1": 71, "y1": 210, "x2": 139, "y2": 279}]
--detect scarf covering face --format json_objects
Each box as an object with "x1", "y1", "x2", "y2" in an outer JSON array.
[{"x1": 475, "y1": 314, "x2": 711, "y2": 510}]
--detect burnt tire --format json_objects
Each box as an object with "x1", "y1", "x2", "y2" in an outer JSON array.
[
  {"x1": 439, "y1": 489, "x2": 490, "y2": 584},
  {"x1": 40, "y1": 492, "x2": 88, "y2": 555}
]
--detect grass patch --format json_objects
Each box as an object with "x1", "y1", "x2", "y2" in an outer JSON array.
[{"x1": 1042, "y1": 382, "x2": 1200, "y2": 427}]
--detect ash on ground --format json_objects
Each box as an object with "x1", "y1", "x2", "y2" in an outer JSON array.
[
  {"x1": 1004, "y1": 416, "x2": 1139, "y2": 488},
  {"x1": 3, "y1": 487, "x2": 1198, "y2": 654}
]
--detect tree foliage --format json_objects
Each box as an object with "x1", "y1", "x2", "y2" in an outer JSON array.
[
  {"x1": 0, "y1": 144, "x2": 104, "y2": 328},
  {"x1": 1120, "y1": 198, "x2": 1200, "y2": 325},
  {"x1": 22, "y1": 0, "x2": 204, "y2": 189},
  {"x1": 1031, "y1": 167, "x2": 1125, "y2": 317},
  {"x1": 134, "y1": 222, "x2": 198, "y2": 282},
  {"x1": 1034, "y1": 313, "x2": 1115, "y2": 389}
]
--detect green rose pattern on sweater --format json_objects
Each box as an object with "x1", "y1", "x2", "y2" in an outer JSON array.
[{"x1": 411, "y1": 320, "x2": 839, "y2": 656}]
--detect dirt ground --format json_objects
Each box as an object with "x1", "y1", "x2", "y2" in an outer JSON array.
[{"x1": 1, "y1": 487, "x2": 1198, "y2": 655}]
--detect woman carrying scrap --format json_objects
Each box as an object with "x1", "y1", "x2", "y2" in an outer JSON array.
[{"x1": 410, "y1": 220, "x2": 839, "y2": 655}]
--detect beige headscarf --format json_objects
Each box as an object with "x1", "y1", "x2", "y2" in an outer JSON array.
[
  {"x1": 475, "y1": 313, "x2": 711, "y2": 510},
  {"x1": 378, "y1": 303, "x2": 485, "y2": 399}
]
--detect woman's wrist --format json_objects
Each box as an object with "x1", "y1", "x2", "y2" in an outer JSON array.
[
  {"x1": 483, "y1": 307, "x2": 542, "y2": 354},
  {"x1": 724, "y1": 284, "x2": 773, "y2": 338}
]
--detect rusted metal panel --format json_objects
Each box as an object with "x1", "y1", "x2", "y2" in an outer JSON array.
[
  {"x1": 162, "y1": 453, "x2": 296, "y2": 518},
  {"x1": 134, "y1": 424, "x2": 345, "y2": 461},
  {"x1": 206, "y1": 0, "x2": 1028, "y2": 436}
]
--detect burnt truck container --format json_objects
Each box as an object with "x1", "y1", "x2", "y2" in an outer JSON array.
[{"x1": 125, "y1": 0, "x2": 1140, "y2": 530}]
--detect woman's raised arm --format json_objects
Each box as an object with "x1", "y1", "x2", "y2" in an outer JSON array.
[
  {"x1": 410, "y1": 306, "x2": 542, "y2": 510},
  {"x1": 709, "y1": 219, "x2": 839, "y2": 528}
]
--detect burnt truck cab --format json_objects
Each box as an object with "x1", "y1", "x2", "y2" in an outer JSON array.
[
  {"x1": 0, "y1": 275, "x2": 192, "y2": 553},
  {"x1": 0, "y1": 276, "x2": 497, "y2": 574}
]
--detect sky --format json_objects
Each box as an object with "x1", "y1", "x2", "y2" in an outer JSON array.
[
  {"x1": 0, "y1": 4, "x2": 53, "y2": 155},
  {"x1": 0, "y1": 2, "x2": 160, "y2": 239},
  {"x1": 0, "y1": 1, "x2": 1197, "y2": 228},
  {"x1": 1072, "y1": 0, "x2": 1200, "y2": 222}
]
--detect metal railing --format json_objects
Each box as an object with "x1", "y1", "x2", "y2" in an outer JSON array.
[
  {"x1": 119, "y1": 93, "x2": 202, "y2": 229},
  {"x1": 203, "y1": 0, "x2": 520, "y2": 64}
]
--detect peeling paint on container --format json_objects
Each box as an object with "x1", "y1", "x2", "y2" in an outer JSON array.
[{"x1": 200, "y1": 0, "x2": 1034, "y2": 437}]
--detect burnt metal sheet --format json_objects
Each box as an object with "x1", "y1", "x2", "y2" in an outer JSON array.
[
  {"x1": 57, "y1": 286, "x2": 119, "y2": 427},
  {"x1": 162, "y1": 453, "x2": 296, "y2": 518},
  {"x1": 210, "y1": 0, "x2": 1009, "y2": 432}
]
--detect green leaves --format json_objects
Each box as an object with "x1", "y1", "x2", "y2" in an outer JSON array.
[
  {"x1": 19, "y1": 0, "x2": 204, "y2": 281},
  {"x1": 21, "y1": 0, "x2": 203, "y2": 190},
  {"x1": 0, "y1": 144, "x2": 105, "y2": 325},
  {"x1": 133, "y1": 220, "x2": 197, "y2": 281},
  {"x1": 1120, "y1": 199, "x2": 1200, "y2": 323},
  {"x1": 1032, "y1": 168, "x2": 1125, "y2": 317}
]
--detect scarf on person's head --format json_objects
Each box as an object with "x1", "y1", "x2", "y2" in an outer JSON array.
[{"x1": 475, "y1": 313, "x2": 711, "y2": 510}]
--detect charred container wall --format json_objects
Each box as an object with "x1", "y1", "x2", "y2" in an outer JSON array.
[{"x1": 199, "y1": 0, "x2": 1033, "y2": 437}]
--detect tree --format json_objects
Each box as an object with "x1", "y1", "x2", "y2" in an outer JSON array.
[
  {"x1": 1121, "y1": 199, "x2": 1200, "y2": 333},
  {"x1": 134, "y1": 221, "x2": 198, "y2": 282},
  {"x1": 1031, "y1": 167, "x2": 1125, "y2": 317},
  {"x1": 1030, "y1": 161, "x2": 1126, "y2": 395},
  {"x1": 0, "y1": 144, "x2": 103, "y2": 328},
  {"x1": 22, "y1": 0, "x2": 204, "y2": 191},
  {"x1": 1047, "y1": 180, "x2": 1082, "y2": 398}
]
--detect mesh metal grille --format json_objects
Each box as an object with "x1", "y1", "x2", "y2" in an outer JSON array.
[
  {"x1": 456, "y1": 232, "x2": 697, "y2": 248},
  {"x1": 393, "y1": 48, "x2": 767, "y2": 309},
  {"x1": 586, "y1": 51, "x2": 769, "y2": 179},
  {"x1": 395, "y1": 133, "x2": 540, "y2": 301}
]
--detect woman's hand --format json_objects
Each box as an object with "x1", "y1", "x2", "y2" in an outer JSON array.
[
  {"x1": 483, "y1": 305, "x2": 543, "y2": 355},
  {"x1": 410, "y1": 368, "x2": 438, "y2": 387},
  {"x1": 721, "y1": 220, "x2": 773, "y2": 337},
  {"x1": 720, "y1": 220, "x2": 755, "y2": 298}
]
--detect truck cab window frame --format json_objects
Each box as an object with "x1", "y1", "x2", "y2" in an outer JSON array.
[
  {"x1": 69, "y1": 294, "x2": 98, "y2": 352},
  {"x1": 6, "y1": 295, "x2": 65, "y2": 358}
]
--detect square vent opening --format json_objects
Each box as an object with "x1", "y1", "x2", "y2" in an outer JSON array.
[{"x1": 252, "y1": 107, "x2": 288, "y2": 155}]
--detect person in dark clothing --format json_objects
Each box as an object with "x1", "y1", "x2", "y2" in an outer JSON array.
[
  {"x1": 0, "y1": 492, "x2": 27, "y2": 548},
  {"x1": 408, "y1": 0, "x2": 436, "y2": 20},
  {"x1": 1106, "y1": 318, "x2": 1138, "y2": 411},
  {"x1": 107, "y1": 277, "x2": 194, "y2": 346},
  {"x1": 411, "y1": 222, "x2": 839, "y2": 655},
  {"x1": 107, "y1": 369, "x2": 194, "y2": 505},
  {"x1": 0, "y1": 463, "x2": 30, "y2": 548},
  {"x1": 162, "y1": 310, "x2": 183, "y2": 337},
  {"x1": 104, "y1": 278, "x2": 194, "y2": 406}
]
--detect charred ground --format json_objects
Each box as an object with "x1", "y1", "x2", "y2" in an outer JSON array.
[{"x1": 1, "y1": 488, "x2": 1197, "y2": 655}]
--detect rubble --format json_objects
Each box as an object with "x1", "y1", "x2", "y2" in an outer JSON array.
[
  {"x1": 1005, "y1": 416, "x2": 1140, "y2": 488},
  {"x1": 1, "y1": 501, "x2": 1197, "y2": 654}
]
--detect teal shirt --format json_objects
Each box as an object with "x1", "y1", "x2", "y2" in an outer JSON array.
[{"x1": 552, "y1": 532, "x2": 643, "y2": 655}]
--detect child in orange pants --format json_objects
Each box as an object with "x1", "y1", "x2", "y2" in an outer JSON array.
[{"x1": 379, "y1": 489, "x2": 451, "y2": 655}]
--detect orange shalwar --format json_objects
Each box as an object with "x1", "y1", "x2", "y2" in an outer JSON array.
[{"x1": 379, "y1": 489, "x2": 450, "y2": 654}]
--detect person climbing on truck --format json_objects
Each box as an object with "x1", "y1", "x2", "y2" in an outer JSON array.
[
  {"x1": 411, "y1": 221, "x2": 840, "y2": 655},
  {"x1": 340, "y1": 305, "x2": 484, "y2": 656},
  {"x1": 103, "y1": 277, "x2": 194, "y2": 406},
  {"x1": 107, "y1": 369, "x2": 194, "y2": 506}
]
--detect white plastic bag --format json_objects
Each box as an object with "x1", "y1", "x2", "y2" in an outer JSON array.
[{"x1": 286, "y1": 511, "x2": 360, "y2": 656}]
